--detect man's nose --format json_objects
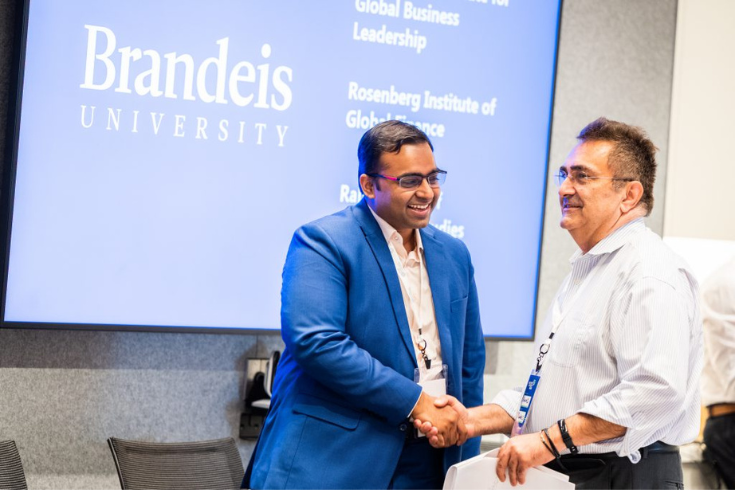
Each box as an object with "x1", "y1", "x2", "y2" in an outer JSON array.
[
  {"x1": 558, "y1": 176, "x2": 575, "y2": 197},
  {"x1": 415, "y1": 178, "x2": 435, "y2": 197}
]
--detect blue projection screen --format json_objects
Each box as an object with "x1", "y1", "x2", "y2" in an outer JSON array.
[{"x1": 2, "y1": 0, "x2": 560, "y2": 338}]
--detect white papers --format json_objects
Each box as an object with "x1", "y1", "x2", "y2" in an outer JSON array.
[{"x1": 443, "y1": 449, "x2": 574, "y2": 490}]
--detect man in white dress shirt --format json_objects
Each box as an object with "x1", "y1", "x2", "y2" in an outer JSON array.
[
  {"x1": 416, "y1": 117, "x2": 703, "y2": 489},
  {"x1": 701, "y1": 257, "x2": 735, "y2": 489}
]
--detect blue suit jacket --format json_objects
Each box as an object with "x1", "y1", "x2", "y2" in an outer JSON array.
[{"x1": 251, "y1": 199, "x2": 485, "y2": 489}]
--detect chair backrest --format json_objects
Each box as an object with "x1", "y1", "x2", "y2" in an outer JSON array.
[
  {"x1": 0, "y1": 440, "x2": 28, "y2": 490},
  {"x1": 107, "y1": 437, "x2": 244, "y2": 490}
]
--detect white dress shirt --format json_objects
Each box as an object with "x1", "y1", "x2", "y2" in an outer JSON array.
[
  {"x1": 493, "y1": 219, "x2": 703, "y2": 463},
  {"x1": 701, "y1": 257, "x2": 735, "y2": 407},
  {"x1": 368, "y1": 208, "x2": 443, "y2": 381}
]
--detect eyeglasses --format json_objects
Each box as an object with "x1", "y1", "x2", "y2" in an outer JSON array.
[
  {"x1": 554, "y1": 169, "x2": 635, "y2": 187},
  {"x1": 367, "y1": 170, "x2": 447, "y2": 189}
]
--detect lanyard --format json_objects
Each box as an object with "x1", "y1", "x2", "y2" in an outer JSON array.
[
  {"x1": 514, "y1": 263, "x2": 596, "y2": 435},
  {"x1": 538, "y1": 263, "x2": 596, "y2": 372},
  {"x1": 387, "y1": 237, "x2": 433, "y2": 370}
]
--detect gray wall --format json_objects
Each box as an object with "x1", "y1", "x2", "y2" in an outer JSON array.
[
  {"x1": 0, "y1": 1, "x2": 677, "y2": 488},
  {"x1": 0, "y1": 329, "x2": 284, "y2": 489}
]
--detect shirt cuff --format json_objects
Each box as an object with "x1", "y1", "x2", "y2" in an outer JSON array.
[
  {"x1": 491, "y1": 389, "x2": 522, "y2": 422},
  {"x1": 406, "y1": 391, "x2": 422, "y2": 420},
  {"x1": 578, "y1": 398, "x2": 639, "y2": 461}
]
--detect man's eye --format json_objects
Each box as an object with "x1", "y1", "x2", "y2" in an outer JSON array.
[
  {"x1": 575, "y1": 172, "x2": 590, "y2": 181},
  {"x1": 400, "y1": 177, "x2": 422, "y2": 187}
]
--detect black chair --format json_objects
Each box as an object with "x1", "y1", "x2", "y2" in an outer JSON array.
[
  {"x1": 108, "y1": 437, "x2": 244, "y2": 490},
  {"x1": 0, "y1": 440, "x2": 28, "y2": 490}
]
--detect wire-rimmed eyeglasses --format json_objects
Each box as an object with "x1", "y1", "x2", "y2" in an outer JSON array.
[
  {"x1": 553, "y1": 169, "x2": 635, "y2": 187},
  {"x1": 367, "y1": 170, "x2": 447, "y2": 189}
]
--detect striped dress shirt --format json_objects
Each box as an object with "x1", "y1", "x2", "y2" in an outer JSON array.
[{"x1": 492, "y1": 219, "x2": 703, "y2": 463}]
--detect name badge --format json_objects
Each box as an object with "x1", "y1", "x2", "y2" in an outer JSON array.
[
  {"x1": 513, "y1": 371, "x2": 540, "y2": 434},
  {"x1": 414, "y1": 365, "x2": 448, "y2": 438}
]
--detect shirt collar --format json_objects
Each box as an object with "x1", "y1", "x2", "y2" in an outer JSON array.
[
  {"x1": 569, "y1": 218, "x2": 645, "y2": 263},
  {"x1": 368, "y1": 206, "x2": 424, "y2": 255}
]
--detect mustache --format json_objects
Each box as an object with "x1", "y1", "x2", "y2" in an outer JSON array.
[{"x1": 562, "y1": 197, "x2": 582, "y2": 208}]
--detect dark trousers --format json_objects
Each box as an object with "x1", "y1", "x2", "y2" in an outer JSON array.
[
  {"x1": 388, "y1": 437, "x2": 445, "y2": 490},
  {"x1": 545, "y1": 445, "x2": 684, "y2": 489},
  {"x1": 704, "y1": 413, "x2": 735, "y2": 489}
]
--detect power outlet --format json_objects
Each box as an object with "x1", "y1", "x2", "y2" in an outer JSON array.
[{"x1": 239, "y1": 412, "x2": 265, "y2": 439}]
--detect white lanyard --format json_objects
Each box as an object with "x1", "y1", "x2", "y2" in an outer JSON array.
[{"x1": 387, "y1": 239, "x2": 433, "y2": 370}]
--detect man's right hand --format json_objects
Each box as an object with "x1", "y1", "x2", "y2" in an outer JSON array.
[{"x1": 410, "y1": 392, "x2": 467, "y2": 447}]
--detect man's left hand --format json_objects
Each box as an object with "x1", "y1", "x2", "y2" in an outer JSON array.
[{"x1": 495, "y1": 432, "x2": 554, "y2": 486}]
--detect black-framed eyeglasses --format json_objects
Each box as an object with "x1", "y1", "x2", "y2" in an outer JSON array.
[
  {"x1": 553, "y1": 169, "x2": 635, "y2": 187},
  {"x1": 367, "y1": 170, "x2": 447, "y2": 189}
]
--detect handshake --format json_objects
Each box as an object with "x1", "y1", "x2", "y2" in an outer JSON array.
[
  {"x1": 410, "y1": 392, "x2": 474, "y2": 447},
  {"x1": 411, "y1": 394, "x2": 557, "y2": 486},
  {"x1": 412, "y1": 394, "x2": 567, "y2": 486}
]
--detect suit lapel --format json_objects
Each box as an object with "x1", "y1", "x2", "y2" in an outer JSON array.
[
  {"x1": 352, "y1": 200, "x2": 416, "y2": 365},
  {"x1": 420, "y1": 226, "x2": 454, "y2": 371}
]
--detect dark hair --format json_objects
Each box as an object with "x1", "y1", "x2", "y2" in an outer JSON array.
[
  {"x1": 577, "y1": 117, "x2": 658, "y2": 215},
  {"x1": 357, "y1": 120, "x2": 433, "y2": 187}
]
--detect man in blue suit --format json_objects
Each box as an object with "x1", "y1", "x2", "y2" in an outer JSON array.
[{"x1": 249, "y1": 121, "x2": 485, "y2": 489}]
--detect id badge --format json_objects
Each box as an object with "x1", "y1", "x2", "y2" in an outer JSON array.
[
  {"x1": 414, "y1": 364, "x2": 448, "y2": 437},
  {"x1": 511, "y1": 370, "x2": 540, "y2": 437}
]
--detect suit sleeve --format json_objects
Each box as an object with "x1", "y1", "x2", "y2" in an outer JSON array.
[
  {"x1": 280, "y1": 223, "x2": 422, "y2": 426},
  {"x1": 460, "y1": 246, "x2": 486, "y2": 457}
]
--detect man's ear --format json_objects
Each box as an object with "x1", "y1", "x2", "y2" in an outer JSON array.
[
  {"x1": 360, "y1": 174, "x2": 376, "y2": 199},
  {"x1": 620, "y1": 181, "x2": 644, "y2": 214}
]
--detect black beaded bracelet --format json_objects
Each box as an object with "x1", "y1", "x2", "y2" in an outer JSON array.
[{"x1": 557, "y1": 419, "x2": 579, "y2": 454}]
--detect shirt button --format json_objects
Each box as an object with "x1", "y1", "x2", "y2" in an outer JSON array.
[{"x1": 399, "y1": 423, "x2": 408, "y2": 432}]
